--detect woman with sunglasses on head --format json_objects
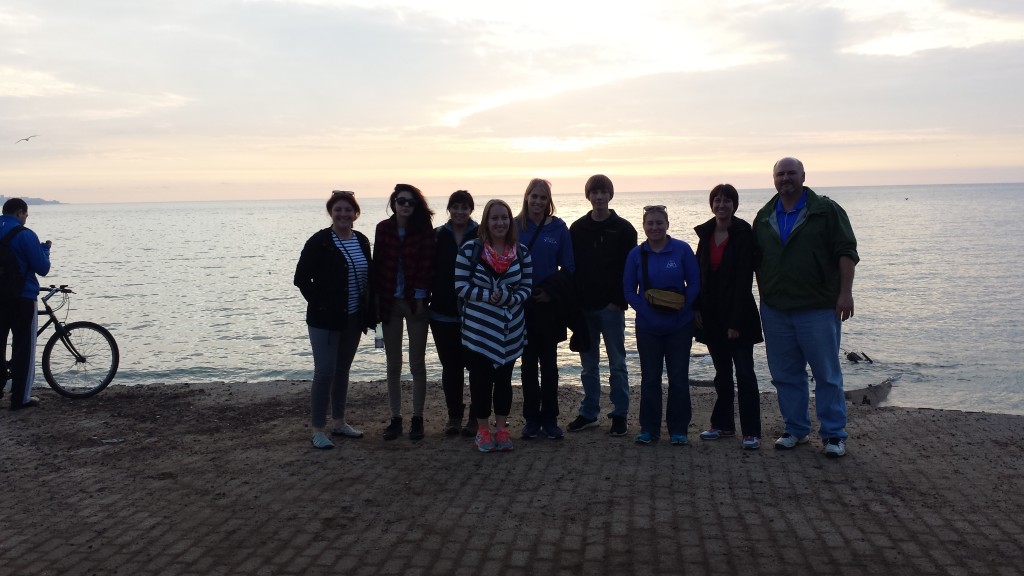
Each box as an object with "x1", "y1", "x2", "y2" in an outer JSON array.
[
  {"x1": 514, "y1": 178, "x2": 575, "y2": 440},
  {"x1": 623, "y1": 205, "x2": 700, "y2": 446},
  {"x1": 294, "y1": 191, "x2": 375, "y2": 449},
  {"x1": 372, "y1": 184, "x2": 436, "y2": 441},
  {"x1": 693, "y1": 184, "x2": 764, "y2": 449},
  {"x1": 429, "y1": 190, "x2": 480, "y2": 437},
  {"x1": 455, "y1": 199, "x2": 533, "y2": 452}
]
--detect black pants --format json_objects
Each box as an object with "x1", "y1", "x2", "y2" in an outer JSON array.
[
  {"x1": 1, "y1": 298, "x2": 37, "y2": 407},
  {"x1": 429, "y1": 318, "x2": 472, "y2": 420},
  {"x1": 520, "y1": 340, "x2": 559, "y2": 424},
  {"x1": 708, "y1": 339, "x2": 761, "y2": 437},
  {"x1": 465, "y1": 349, "x2": 514, "y2": 420}
]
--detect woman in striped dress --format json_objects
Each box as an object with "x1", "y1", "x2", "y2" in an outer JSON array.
[
  {"x1": 454, "y1": 199, "x2": 533, "y2": 452},
  {"x1": 294, "y1": 191, "x2": 374, "y2": 449}
]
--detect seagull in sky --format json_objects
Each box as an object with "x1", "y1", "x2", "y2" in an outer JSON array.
[{"x1": 15, "y1": 135, "x2": 38, "y2": 144}]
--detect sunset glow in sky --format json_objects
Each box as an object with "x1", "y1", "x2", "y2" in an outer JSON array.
[{"x1": 2, "y1": 0, "x2": 1023, "y2": 203}]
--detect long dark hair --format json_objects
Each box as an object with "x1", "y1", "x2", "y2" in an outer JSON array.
[{"x1": 387, "y1": 183, "x2": 434, "y2": 232}]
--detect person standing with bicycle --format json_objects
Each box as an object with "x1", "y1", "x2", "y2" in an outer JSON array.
[{"x1": 1, "y1": 198, "x2": 51, "y2": 411}]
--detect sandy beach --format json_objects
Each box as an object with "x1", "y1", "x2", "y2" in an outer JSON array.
[{"x1": 2, "y1": 380, "x2": 1021, "y2": 575}]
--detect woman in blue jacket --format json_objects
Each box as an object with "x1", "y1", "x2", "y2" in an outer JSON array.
[
  {"x1": 514, "y1": 178, "x2": 575, "y2": 439},
  {"x1": 623, "y1": 205, "x2": 700, "y2": 445}
]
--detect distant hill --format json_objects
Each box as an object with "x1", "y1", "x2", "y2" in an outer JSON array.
[{"x1": 0, "y1": 196, "x2": 61, "y2": 205}]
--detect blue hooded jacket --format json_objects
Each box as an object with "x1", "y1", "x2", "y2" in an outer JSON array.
[
  {"x1": 0, "y1": 214, "x2": 50, "y2": 300},
  {"x1": 623, "y1": 237, "x2": 700, "y2": 335}
]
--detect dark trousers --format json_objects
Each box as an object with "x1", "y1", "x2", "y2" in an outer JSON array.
[
  {"x1": 708, "y1": 339, "x2": 761, "y2": 437},
  {"x1": 520, "y1": 340, "x2": 559, "y2": 424},
  {"x1": 429, "y1": 318, "x2": 472, "y2": 420},
  {"x1": 465, "y1": 349, "x2": 514, "y2": 420},
  {"x1": 1, "y1": 298, "x2": 37, "y2": 407}
]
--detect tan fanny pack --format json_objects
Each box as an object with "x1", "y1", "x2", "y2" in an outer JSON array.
[{"x1": 644, "y1": 288, "x2": 685, "y2": 313}]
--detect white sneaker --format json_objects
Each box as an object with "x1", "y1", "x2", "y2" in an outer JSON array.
[
  {"x1": 824, "y1": 438, "x2": 847, "y2": 458},
  {"x1": 774, "y1": 433, "x2": 809, "y2": 449},
  {"x1": 311, "y1": 431, "x2": 335, "y2": 449},
  {"x1": 331, "y1": 423, "x2": 364, "y2": 438}
]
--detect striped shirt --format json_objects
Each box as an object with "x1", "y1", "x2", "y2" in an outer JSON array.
[
  {"x1": 333, "y1": 232, "x2": 369, "y2": 314},
  {"x1": 454, "y1": 240, "x2": 533, "y2": 367}
]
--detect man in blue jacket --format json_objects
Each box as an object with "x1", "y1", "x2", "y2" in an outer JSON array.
[
  {"x1": 1, "y1": 198, "x2": 52, "y2": 410},
  {"x1": 753, "y1": 158, "x2": 858, "y2": 457}
]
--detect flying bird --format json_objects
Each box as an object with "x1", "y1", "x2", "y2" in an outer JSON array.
[{"x1": 15, "y1": 135, "x2": 38, "y2": 144}]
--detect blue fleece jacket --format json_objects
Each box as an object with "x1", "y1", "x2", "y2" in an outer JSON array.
[
  {"x1": 517, "y1": 216, "x2": 574, "y2": 285},
  {"x1": 0, "y1": 214, "x2": 50, "y2": 300},
  {"x1": 623, "y1": 237, "x2": 700, "y2": 335}
]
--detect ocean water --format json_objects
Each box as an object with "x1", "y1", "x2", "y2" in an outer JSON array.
[{"x1": 22, "y1": 183, "x2": 1024, "y2": 415}]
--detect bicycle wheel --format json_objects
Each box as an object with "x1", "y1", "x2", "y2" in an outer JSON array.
[{"x1": 42, "y1": 321, "x2": 119, "y2": 398}]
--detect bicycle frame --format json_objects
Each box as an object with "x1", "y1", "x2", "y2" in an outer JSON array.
[{"x1": 37, "y1": 285, "x2": 84, "y2": 363}]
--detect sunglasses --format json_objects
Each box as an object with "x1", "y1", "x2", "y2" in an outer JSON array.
[
  {"x1": 395, "y1": 197, "x2": 417, "y2": 207},
  {"x1": 644, "y1": 205, "x2": 667, "y2": 212},
  {"x1": 332, "y1": 190, "x2": 355, "y2": 197}
]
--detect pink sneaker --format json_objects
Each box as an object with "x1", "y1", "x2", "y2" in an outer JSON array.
[
  {"x1": 475, "y1": 429, "x2": 496, "y2": 452},
  {"x1": 495, "y1": 428, "x2": 514, "y2": 452}
]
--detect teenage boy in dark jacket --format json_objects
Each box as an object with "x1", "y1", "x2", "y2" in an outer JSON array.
[{"x1": 566, "y1": 175, "x2": 637, "y2": 436}]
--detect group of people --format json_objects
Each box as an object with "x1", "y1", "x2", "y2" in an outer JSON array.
[{"x1": 292, "y1": 156, "x2": 859, "y2": 458}]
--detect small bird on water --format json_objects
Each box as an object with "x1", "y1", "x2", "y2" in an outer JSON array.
[{"x1": 15, "y1": 135, "x2": 38, "y2": 144}]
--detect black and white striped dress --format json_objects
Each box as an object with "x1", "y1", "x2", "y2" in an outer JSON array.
[{"x1": 454, "y1": 240, "x2": 533, "y2": 367}]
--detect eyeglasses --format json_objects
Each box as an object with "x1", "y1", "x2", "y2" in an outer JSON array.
[
  {"x1": 644, "y1": 205, "x2": 667, "y2": 213},
  {"x1": 395, "y1": 197, "x2": 417, "y2": 207},
  {"x1": 332, "y1": 190, "x2": 355, "y2": 197}
]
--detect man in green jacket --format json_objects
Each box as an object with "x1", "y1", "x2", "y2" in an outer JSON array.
[{"x1": 753, "y1": 157, "x2": 859, "y2": 458}]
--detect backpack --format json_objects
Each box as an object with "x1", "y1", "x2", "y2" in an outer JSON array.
[{"x1": 0, "y1": 225, "x2": 27, "y2": 301}]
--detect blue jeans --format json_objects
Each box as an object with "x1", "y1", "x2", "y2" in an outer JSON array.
[
  {"x1": 636, "y1": 323, "x2": 693, "y2": 439},
  {"x1": 760, "y1": 303, "x2": 847, "y2": 440},
  {"x1": 578, "y1": 308, "x2": 629, "y2": 419}
]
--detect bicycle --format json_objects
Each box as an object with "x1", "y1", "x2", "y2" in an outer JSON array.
[{"x1": 33, "y1": 285, "x2": 120, "y2": 398}]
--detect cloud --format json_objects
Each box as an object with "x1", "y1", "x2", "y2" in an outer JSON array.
[{"x1": 0, "y1": 67, "x2": 79, "y2": 97}]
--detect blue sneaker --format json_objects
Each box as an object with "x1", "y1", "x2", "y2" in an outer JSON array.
[
  {"x1": 542, "y1": 421, "x2": 564, "y2": 439},
  {"x1": 634, "y1": 431, "x2": 654, "y2": 445},
  {"x1": 670, "y1": 434, "x2": 688, "y2": 445},
  {"x1": 521, "y1": 421, "x2": 541, "y2": 439}
]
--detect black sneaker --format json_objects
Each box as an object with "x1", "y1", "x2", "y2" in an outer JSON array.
[
  {"x1": 382, "y1": 416, "x2": 402, "y2": 441},
  {"x1": 608, "y1": 416, "x2": 627, "y2": 436},
  {"x1": 461, "y1": 418, "x2": 478, "y2": 438},
  {"x1": 567, "y1": 415, "x2": 599, "y2": 432},
  {"x1": 443, "y1": 417, "x2": 461, "y2": 436},
  {"x1": 409, "y1": 416, "x2": 425, "y2": 441}
]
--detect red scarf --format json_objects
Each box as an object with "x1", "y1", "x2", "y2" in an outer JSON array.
[{"x1": 482, "y1": 242, "x2": 517, "y2": 274}]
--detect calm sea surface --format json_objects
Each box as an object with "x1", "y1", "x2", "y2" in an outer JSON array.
[{"x1": 24, "y1": 183, "x2": 1024, "y2": 415}]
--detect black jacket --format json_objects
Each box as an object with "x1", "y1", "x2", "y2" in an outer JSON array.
[
  {"x1": 569, "y1": 210, "x2": 637, "y2": 311},
  {"x1": 429, "y1": 221, "x2": 479, "y2": 318},
  {"x1": 692, "y1": 217, "x2": 763, "y2": 346},
  {"x1": 294, "y1": 228, "x2": 375, "y2": 331}
]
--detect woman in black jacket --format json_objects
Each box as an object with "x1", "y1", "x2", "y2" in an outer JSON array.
[
  {"x1": 693, "y1": 184, "x2": 764, "y2": 450},
  {"x1": 428, "y1": 190, "x2": 479, "y2": 436},
  {"x1": 294, "y1": 191, "x2": 374, "y2": 449}
]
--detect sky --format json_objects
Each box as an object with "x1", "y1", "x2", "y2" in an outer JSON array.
[{"x1": 2, "y1": 0, "x2": 1024, "y2": 203}]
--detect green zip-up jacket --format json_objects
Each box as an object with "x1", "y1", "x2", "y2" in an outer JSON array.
[{"x1": 752, "y1": 187, "x2": 859, "y2": 312}]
